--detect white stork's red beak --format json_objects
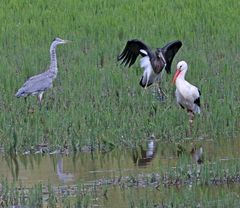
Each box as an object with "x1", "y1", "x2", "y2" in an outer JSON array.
[{"x1": 172, "y1": 69, "x2": 181, "y2": 84}]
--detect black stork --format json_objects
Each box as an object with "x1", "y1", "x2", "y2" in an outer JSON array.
[{"x1": 118, "y1": 39, "x2": 182, "y2": 95}]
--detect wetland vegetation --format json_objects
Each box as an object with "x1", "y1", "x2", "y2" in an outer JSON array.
[{"x1": 0, "y1": 0, "x2": 239, "y2": 207}]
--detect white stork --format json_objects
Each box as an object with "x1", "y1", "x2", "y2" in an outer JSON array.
[{"x1": 172, "y1": 61, "x2": 201, "y2": 125}]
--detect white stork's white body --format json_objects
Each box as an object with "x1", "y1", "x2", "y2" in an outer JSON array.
[{"x1": 173, "y1": 61, "x2": 201, "y2": 122}]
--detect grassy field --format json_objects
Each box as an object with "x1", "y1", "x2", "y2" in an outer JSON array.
[{"x1": 0, "y1": 0, "x2": 239, "y2": 153}]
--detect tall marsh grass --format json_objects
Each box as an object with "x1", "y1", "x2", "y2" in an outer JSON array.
[{"x1": 0, "y1": 0, "x2": 239, "y2": 152}]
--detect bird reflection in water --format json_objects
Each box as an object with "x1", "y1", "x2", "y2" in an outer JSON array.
[
  {"x1": 132, "y1": 137, "x2": 157, "y2": 167},
  {"x1": 5, "y1": 154, "x2": 19, "y2": 180},
  {"x1": 191, "y1": 146, "x2": 203, "y2": 164},
  {"x1": 56, "y1": 156, "x2": 74, "y2": 183},
  {"x1": 177, "y1": 144, "x2": 204, "y2": 164}
]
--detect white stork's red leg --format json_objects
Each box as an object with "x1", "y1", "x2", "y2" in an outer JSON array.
[
  {"x1": 188, "y1": 110, "x2": 195, "y2": 124},
  {"x1": 187, "y1": 110, "x2": 195, "y2": 135}
]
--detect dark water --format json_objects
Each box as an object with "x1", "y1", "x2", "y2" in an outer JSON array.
[{"x1": 1, "y1": 138, "x2": 240, "y2": 207}]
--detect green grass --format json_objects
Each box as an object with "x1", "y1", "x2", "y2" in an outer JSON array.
[
  {"x1": 1, "y1": 164, "x2": 240, "y2": 208},
  {"x1": 0, "y1": 0, "x2": 239, "y2": 152}
]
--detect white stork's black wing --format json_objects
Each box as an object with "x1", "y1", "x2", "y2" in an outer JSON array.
[
  {"x1": 118, "y1": 39, "x2": 152, "y2": 67},
  {"x1": 162, "y1": 40, "x2": 182, "y2": 74},
  {"x1": 194, "y1": 89, "x2": 201, "y2": 107}
]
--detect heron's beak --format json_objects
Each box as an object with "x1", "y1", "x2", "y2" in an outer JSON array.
[
  {"x1": 63, "y1": 40, "x2": 72, "y2": 44},
  {"x1": 172, "y1": 69, "x2": 181, "y2": 84}
]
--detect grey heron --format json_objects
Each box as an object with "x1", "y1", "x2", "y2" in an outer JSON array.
[
  {"x1": 118, "y1": 39, "x2": 182, "y2": 95},
  {"x1": 173, "y1": 61, "x2": 201, "y2": 127},
  {"x1": 15, "y1": 37, "x2": 71, "y2": 107}
]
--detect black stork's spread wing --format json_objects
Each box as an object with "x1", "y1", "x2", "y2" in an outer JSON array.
[
  {"x1": 118, "y1": 39, "x2": 152, "y2": 67},
  {"x1": 161, "y1": 40, "x2": 182, "y2": 74}
]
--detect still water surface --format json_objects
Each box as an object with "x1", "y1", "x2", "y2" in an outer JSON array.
[
  {"x1": 1, "y1": 138, "x2": 240, "y2": 207},
  {"x1": 1, "y1": 139, "x2": 163, "y2": 185}
]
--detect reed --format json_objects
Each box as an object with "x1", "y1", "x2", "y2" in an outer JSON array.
[{"x1": 0, "y1": 0, "x2": 238, "y2": 153}]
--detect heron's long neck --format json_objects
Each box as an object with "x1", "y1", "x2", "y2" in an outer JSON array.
[{"x1": 49, "y1": 43, "x2": 58, "y2": 75}]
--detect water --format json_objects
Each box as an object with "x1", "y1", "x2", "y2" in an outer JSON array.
[
  {"x1": 1, "y1": 138, "x2": 240, "y2": 207},
  {"x1": 1, "y1": 139, "x2": 162, "y2": 185}
]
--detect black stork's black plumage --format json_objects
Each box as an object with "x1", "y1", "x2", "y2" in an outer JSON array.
[{"x1": 118, "y1": 39, "x2": 182, "y2": 88}]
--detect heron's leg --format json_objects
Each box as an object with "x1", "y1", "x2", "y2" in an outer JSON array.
[
  {"x1": 37, "y1": 92, "x2": 44, "y2": 109},
  {"x1": 24, "y1": 97, "x2": 30, "y2": 110}
]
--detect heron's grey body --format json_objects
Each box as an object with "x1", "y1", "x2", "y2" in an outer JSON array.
[{"x1": 15, "y1": 37, "x2": 70, "y2": 105}]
